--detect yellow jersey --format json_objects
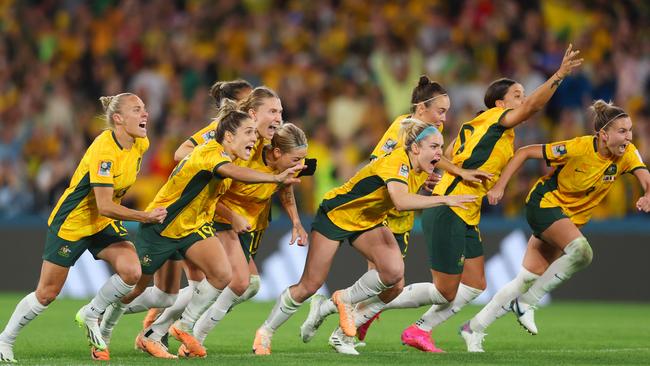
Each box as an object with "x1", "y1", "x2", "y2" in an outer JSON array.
[
  {"x1": 433, "y1": 107, "x2": 514, "y2": 225},
  {"x1": 527, "y1": 135, "x2": 646, "y2": 226},
  {"x1": 213, "y1": 139, "x2": 279, "y2": 231},
  {"x1": 146, "y1": 140, "x2": 233, "y2": 239},
  {"x1": 48, "y1": 130, "x2": 149, "y2": 241},
  {"x1": 188, "y1": 121, "x2": 217, "y2": 146},
  {"x1": 321, "y1": 148, "x2": 428, "y2": 232}
]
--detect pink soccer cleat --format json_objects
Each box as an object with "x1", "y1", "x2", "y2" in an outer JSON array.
[
  {"x1": 357, "y1": 312, "x2": 381, "y2": 341},
  {"x1": 401, "y1": 324, "x2": 444, "y2": 353}
]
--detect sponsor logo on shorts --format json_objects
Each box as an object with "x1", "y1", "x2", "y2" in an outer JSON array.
[
  {"x1": 551, "y1": 144, "x2": 567, "y2": 157},
  {"x1": 457, "y1": 254, "x2": 465, "y2": 267},
  {"x1": 98, "y1": 161, "x2": 112, "y2": 177},
  {"x1": 140, "y1": 255, "x2": 152, "y2": 267},
  {"x1": 58, "y1": 245, "x2": 72, "y2": 258}
]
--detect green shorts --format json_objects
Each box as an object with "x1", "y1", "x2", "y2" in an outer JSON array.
[
  {"x1": 525, "y1": 200, "x2": 568, "y2": 239},
  {"x1": 213, "y1": 222, "x2": 265, "y2": 261},
  {"x1": 136, "y1": 222, "x2": 215, "y2": 275},
  {"x1": 393, "y1": 231, "x2": 410, "y2": 259},
  {"x1": 422, "y1": 205, "x2": 483, "y2": 274},
  {"x1": 311, "y1": 206, "x2": 381, "y2": 245},
  {"x1": 43, "y1": 221, "x2": 130, "y2": 267}
]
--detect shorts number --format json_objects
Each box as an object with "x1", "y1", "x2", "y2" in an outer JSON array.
[
  {"x1": 110, "y1": 221, "x2": 128, "y2": 236},
  {"x1": 196, "y1": 224, "x2": 215, "y2": 239}
]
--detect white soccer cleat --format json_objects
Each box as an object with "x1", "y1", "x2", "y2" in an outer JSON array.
[
  {"x1": 328, "y1": 327, "x2": 359, "y2": 355},
  {"x1": 460, "y1": 321, "x2": 486, "y2": 353},
  {"x1": 0, "y1": 341, "x2": 16, "y2": 363},
  {"x1": 75, "y1": 306, "x2": 107, "y2": 350},
  {"x1": 300, "y1": 294, "x2": 327, "y2": 343},
  {"x1": 511, "y1": 299, "x2": 538, "y2": 335}
]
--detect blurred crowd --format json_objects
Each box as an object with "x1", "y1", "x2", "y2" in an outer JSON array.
[{"x1": 1, "y1": 0, "x2": 649, "y2": 221}]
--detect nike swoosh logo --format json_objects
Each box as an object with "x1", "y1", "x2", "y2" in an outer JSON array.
[
  {"x1": 113, "y1": 174, "x2": 123, "y2": 178},
  {"x1": 574, "y1": 169, "x2": 585, "y2": 173},
  {"x1": 512, "y1": 301, "x2": 525, "y2": 317}
]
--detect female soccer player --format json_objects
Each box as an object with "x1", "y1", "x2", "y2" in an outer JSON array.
[
  {"x1": 460, "y1": 100, "x2": 650, "y2": 352},
  {"x1": 188, "y1": 122, "x2": 310, "y2": 353},
  {"x1": 252, "y1": 119, "x2": 476, "y2": 355},
  {"x1": 0, "y1": 93, "x2": 167, "y2": 363},
  {"x1": 96, "y1": 100, "x2": 302, "y2": 360},
  {"x1": 301, "y1": 76, "x2": 492, "y2": 354},
  {"x1": 398, "y1": 44, "x2": 583, "y2": 353}
]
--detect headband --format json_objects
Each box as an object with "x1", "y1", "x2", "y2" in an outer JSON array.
[
  {"x1": 415, "y1": 126, "x2": 440, "y2": 142},
  {"x1": 412, "y1": 94, "x2": 448, "y2": 106}
]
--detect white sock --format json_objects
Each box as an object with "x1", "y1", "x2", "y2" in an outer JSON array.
[
  {"x1": 519, "y1": 237, "x2": 592, "y2": 308},
  {"x1": 262, "y1": 288, "x2": 302, "y2": 332},
  {"x1": 353, "y1": 296, "x2": 386, "y2": 327},
  {"x1": 85, "y1": 274, "x2": 134, "y2": 321},
  {"x1": 125, "y1": 286, "x2": 177, "y2": 314},
  {"x1": 0, "y1": 292, "x2": 47, "y2": 345},
  {"x1": 176, "y1": 279, "x2": 223, "y2": 331},
  {"x1": 470, "y1": 269, "x2": 539, "y2": 332},
  {"x1": 148, "y1": 285, "x2": 195, "y2": 341},
  {"x1": 193, "y1": 287, "x2": 240, "y2": 344},
  {"x1": 411, "y1": 282, "x2": 453, "y2": 331},
  {"x1": 385, "y1": 282, "x2": 443, "y2": 310},
  {"x1": 99, "y1": 302, "x2": 126, "y2": 345},
  {"x1": 343, "y1": 270, "x2": 390, "y2": 304},
  {"x1": 233, "y1": 275, "x2": 260, "y2": 305},
  {"x1": 318, "y1": 299, "x2": 338, "y2": 318}
]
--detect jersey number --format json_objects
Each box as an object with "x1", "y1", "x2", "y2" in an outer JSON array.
[{"x1": 455, "y1": 125, "x2": 475, "y2": 155}]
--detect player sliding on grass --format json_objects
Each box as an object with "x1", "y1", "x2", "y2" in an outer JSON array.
[
  {"x1": 460, "y1": 99, "x2": 650, "y2": 352},
  {"x1": 252, "y1": 119, "x2": 476, "y2": 355},
  {"x1": 0, "y1": 94, "x2": 167, "y2": 363}
]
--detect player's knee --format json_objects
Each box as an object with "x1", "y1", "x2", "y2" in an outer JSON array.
[
  {"x1": 565, "y1": 237, "x2": 593, "y2": 269},
  {"x1": 117, "y1": 264, "x2": 142, "y2": 286},
  {"x1": 377, "y1": 261, "x2": 404, "y2": 286},
  {"x1": 36, "y1": 286, "x2": 61, "y2": 305},
  {"x1": 205, "y1": 266, "x2": 232, "y2": 289},
  {"x1": 229, "y1": 275, "x2": 250, "y2": 295}
]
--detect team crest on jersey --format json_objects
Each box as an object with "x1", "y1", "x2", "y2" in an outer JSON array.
[
  {"x1": 202, "y1": 130, "x2": 216, "y2": 142},
  {"x1": 398, "y1": 164, "x2": 409, "y2": 178},
  {"x1": 58, "y1": 245, "x2": 71, "y2": 258},
  {"x1": 98, "y1": 161, "x2": 112, "y2": 177},
  {"x1": 603, "y1": 164, "x2": 617, "y2": 182},
  {"x1": 140, "y1": 255, "x2": 152, "y2": 267},
  {"x1": 551, "y1": 143, "x2": 567, "y2": 157},
  {"x1": 382, "y1": 139, "x2": 398, "y2": 154}
]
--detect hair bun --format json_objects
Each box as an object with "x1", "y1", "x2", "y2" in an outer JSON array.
[
  {"x1": 99, "y1": 96, "x2": 114, "y2": 111},
  {"x1": 418, "y1": 75, "x2": 430, "y2": 87}
]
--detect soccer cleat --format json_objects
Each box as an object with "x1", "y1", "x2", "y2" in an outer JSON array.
[
  {"x1": 460, "y1": 321, "x2": 486, "y2": 352},
  {"x1": 357, "y1": 311, "x2": 381, "y2": 341},
  {"x1": 91, "y1": 347, "x2": 110, "y2": 361},
  {"x1": 401, "y1": 324, "x2": 444, "y2": 353},
  {"x1": 177, "y1": 343, "x2": 206, "y2": 358},
  {"x1": 328, "y1": 327, "x2": 359, "y2": 355},
  {"x1": 332, "y1": 290, "x2": 356, "y2": 337},
  {"x1": 252, "y1": 327, "x2": 272, "y2": 355},
  {"x1": 142, "y1": 308, "x2": 161, "y2": 330},
  {"x1": 0, "y1": 341, "x2": 16, "y2": 363},
  {"x1": 300, "y1": 294, "x2": 327, "y2": 343},
  {"x1": 169, "y1": 321, "x2": 206, "y2": 358},
  {"x1": 75, "y1": 306, "x2": 107, "y2": 350},
  {"x1": 136, "y1": 335, "x2": 177, "y2": 359},
  {"x1": 512, "y1": 299, "x2": 538, "y2": 335}
]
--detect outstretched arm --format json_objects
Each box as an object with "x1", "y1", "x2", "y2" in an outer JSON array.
[
  {"x1": 387, "y1": 181, "x2": 476, "y2": 211},
  {"x1": 633, "y1": 168, "x2": 650, "y2": 212},
  {"x1": 501, "y1": 44, "x2": 583, "y2": 129}
]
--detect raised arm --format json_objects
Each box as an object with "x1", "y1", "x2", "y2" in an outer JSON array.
[
  {"x1": 94, "y1": 187, "x2": 167, "y2": 223},
  {"x1": 386, "y1": 181, "x2": 476, "y2": 211},
  {"x1": 486, "y1": 145, "x2": 544, "y2": 205},
  {"x1": 500, "y1": 44, "x2": 583, "y2": 129}
]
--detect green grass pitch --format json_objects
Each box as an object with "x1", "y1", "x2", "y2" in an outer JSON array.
[{"x1": 1, "y1": 294, "x2": 648, "y2": 365}]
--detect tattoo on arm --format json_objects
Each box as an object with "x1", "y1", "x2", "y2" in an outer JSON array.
[
  {"x1": 551, "y1": 76, "x2": 563, "y2": 89},
  {"x1": 281, "y1": 187, "x2": 296, "y2": 207}
]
